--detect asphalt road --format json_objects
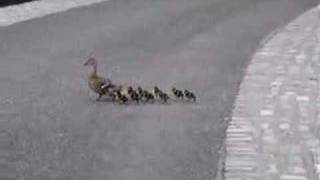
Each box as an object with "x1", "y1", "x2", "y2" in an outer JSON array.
[{"x1": 0, "y1": 0, "x2": 318, "y2": 180}]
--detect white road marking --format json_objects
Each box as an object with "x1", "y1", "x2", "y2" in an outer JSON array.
[{"x1": 0, "y1": 0, "x2": 110, "y2": 26}]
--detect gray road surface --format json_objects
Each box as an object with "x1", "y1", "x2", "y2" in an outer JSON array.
[{"x1": 0, "y1": 0, "x2": 318, "y2": 180}]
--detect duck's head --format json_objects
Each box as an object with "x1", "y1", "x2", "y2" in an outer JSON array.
[{"x1": 84, "y1": 57, "x2": 97, "y2": 67}]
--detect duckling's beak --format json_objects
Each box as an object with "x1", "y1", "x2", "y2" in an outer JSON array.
[{"x1": 83, "y1": 61, "x2": 88, "y2": 66}]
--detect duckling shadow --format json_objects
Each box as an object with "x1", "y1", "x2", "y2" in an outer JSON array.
[
  {"x1": 88, "y1": 96, "x2": 198, "y2": 106},
  {"x1": 169, "y1": 98, "x2": 198, "y2": 104}
]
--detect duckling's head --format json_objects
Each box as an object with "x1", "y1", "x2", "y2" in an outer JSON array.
[{"x1": 84, "y1": 57, "x2": 97, "y2": 67}]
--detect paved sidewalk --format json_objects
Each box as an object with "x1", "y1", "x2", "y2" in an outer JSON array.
[
  {"x1": 224, "y1": 5, "x2": 320, "y2": 180},
  {"x1": 0, "y1": 0, "x2": 109, "y2": 26}
]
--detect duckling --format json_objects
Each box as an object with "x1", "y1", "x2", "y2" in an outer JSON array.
[
  {"x1": 137, "y1": 86, "x2": 144, "y2": 98},
  {"x1": 84, "y1": 57, "x2": 115, "y2": 101},
  {"x1": 132, "y1": 92, "x2": 140, "y2": 104},
  {"x1": 127, "y1": 86, "x2": 134, "y2": 95},
  {"x1": 159, "y1": 92, "x2": 170, "y2": 103},
  {"x1": 143, "y1": 90, "x2": 155, "y2": 103},
  {"x1": 153, "y1": 86, "x2": 163, "y2": 98},
  {"x1": 114, "y1": 85, "x2": 123, "y2": 93},
  {"x1": 127, "y1": 86, "x2": 140, "y2": 104},
  {"x1": 137, "y1": 86, "x2": 149, "y2": 102},
  {"x1": 184, "y1": 89, "x2": 196, "y2": 102},
  {"x1": 115, "y1": 89, "x2": 128, "y2": 104},
  {"x1": 172, "y1": 87, "x2": 184, "y2": 99}
]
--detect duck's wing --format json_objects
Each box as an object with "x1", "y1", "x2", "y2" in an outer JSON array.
[{"x1": 97, "y1": 76, "x2": 116, "y2": 92}]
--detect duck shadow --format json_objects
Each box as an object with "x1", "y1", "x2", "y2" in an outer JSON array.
[{"x1": 94, "y1": 97, "x2": 198, "y2": 106}]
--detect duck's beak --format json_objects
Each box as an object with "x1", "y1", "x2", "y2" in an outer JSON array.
[{"x1": 83, "y1": 61, "x2": 88, "y2": 66}]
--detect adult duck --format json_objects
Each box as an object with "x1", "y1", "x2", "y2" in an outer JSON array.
[{"x1": 83, "y1": 57, "x2": 115, "y2": 101}]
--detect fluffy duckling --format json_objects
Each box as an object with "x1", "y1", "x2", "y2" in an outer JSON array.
[
  {"x1": 172, "y1": 87, "x2": 184, "y2": 99},
  {"x1": 159, "y1": 92, "x2": 170, "y2": 103},
  {"x1": 115, "y1": 89, "x2": 128, "y2": 104},
  {"x1": 153, "y1": 86, "x2": 163, "y2": 98},
  {"x1": 143, "y1": 90, "x2": 155, "y2": 103},
  {"x1": 84, "y1": 57, "x2": 115, "y2": 101},
  {"x1": 137, "y1": 86, "x2": 144, "y2": 97},
  {"x1": 184, "y1": 89, "x2": 196, "y2": 102},
  {"x1": 127, "y1": 86, "x2": 140, "y2": 104},
  {"x1": 127, "y1": 86, "x2": 134, "y2": 95}
]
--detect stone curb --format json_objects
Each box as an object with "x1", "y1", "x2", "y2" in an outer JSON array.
[
  {"x1": 0, "y1": 0, "x2": 110, "y2": 26},
  {"x1": 223, "y1": 5, "x2": 320, "y2": 180}
]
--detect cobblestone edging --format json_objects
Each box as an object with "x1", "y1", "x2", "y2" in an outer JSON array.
[
  {"x1": 0, "y1": 0, "x2": 110, "y2": 26},
  {"x1": 224, "y1": 5, "x2": 320, "y2": 180}
]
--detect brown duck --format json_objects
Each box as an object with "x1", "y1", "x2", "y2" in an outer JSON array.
[{"x1": 84, "y1": 57, "x2": 115, "y2": 101}]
